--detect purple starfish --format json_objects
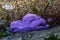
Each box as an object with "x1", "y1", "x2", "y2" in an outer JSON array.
[{"x1": 10, "y1": 14, "x2": 49, "y2": 32}]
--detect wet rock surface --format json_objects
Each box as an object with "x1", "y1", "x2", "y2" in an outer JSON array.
[{"x1": 0, "y1": 25, "x2": 60, "y2": 40}]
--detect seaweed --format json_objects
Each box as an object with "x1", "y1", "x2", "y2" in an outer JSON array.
[{"x1": 44, "y1": 34, "x2": 60, "y2": 40}]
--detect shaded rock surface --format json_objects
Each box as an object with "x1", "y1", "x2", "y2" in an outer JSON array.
[{"x1": 0, "y1": 25, "x2": 60, "y2": 40}]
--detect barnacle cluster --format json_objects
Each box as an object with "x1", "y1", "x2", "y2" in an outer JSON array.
[{"x1": 0, "y1": 0, "x2": 48, "y2": 22}]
